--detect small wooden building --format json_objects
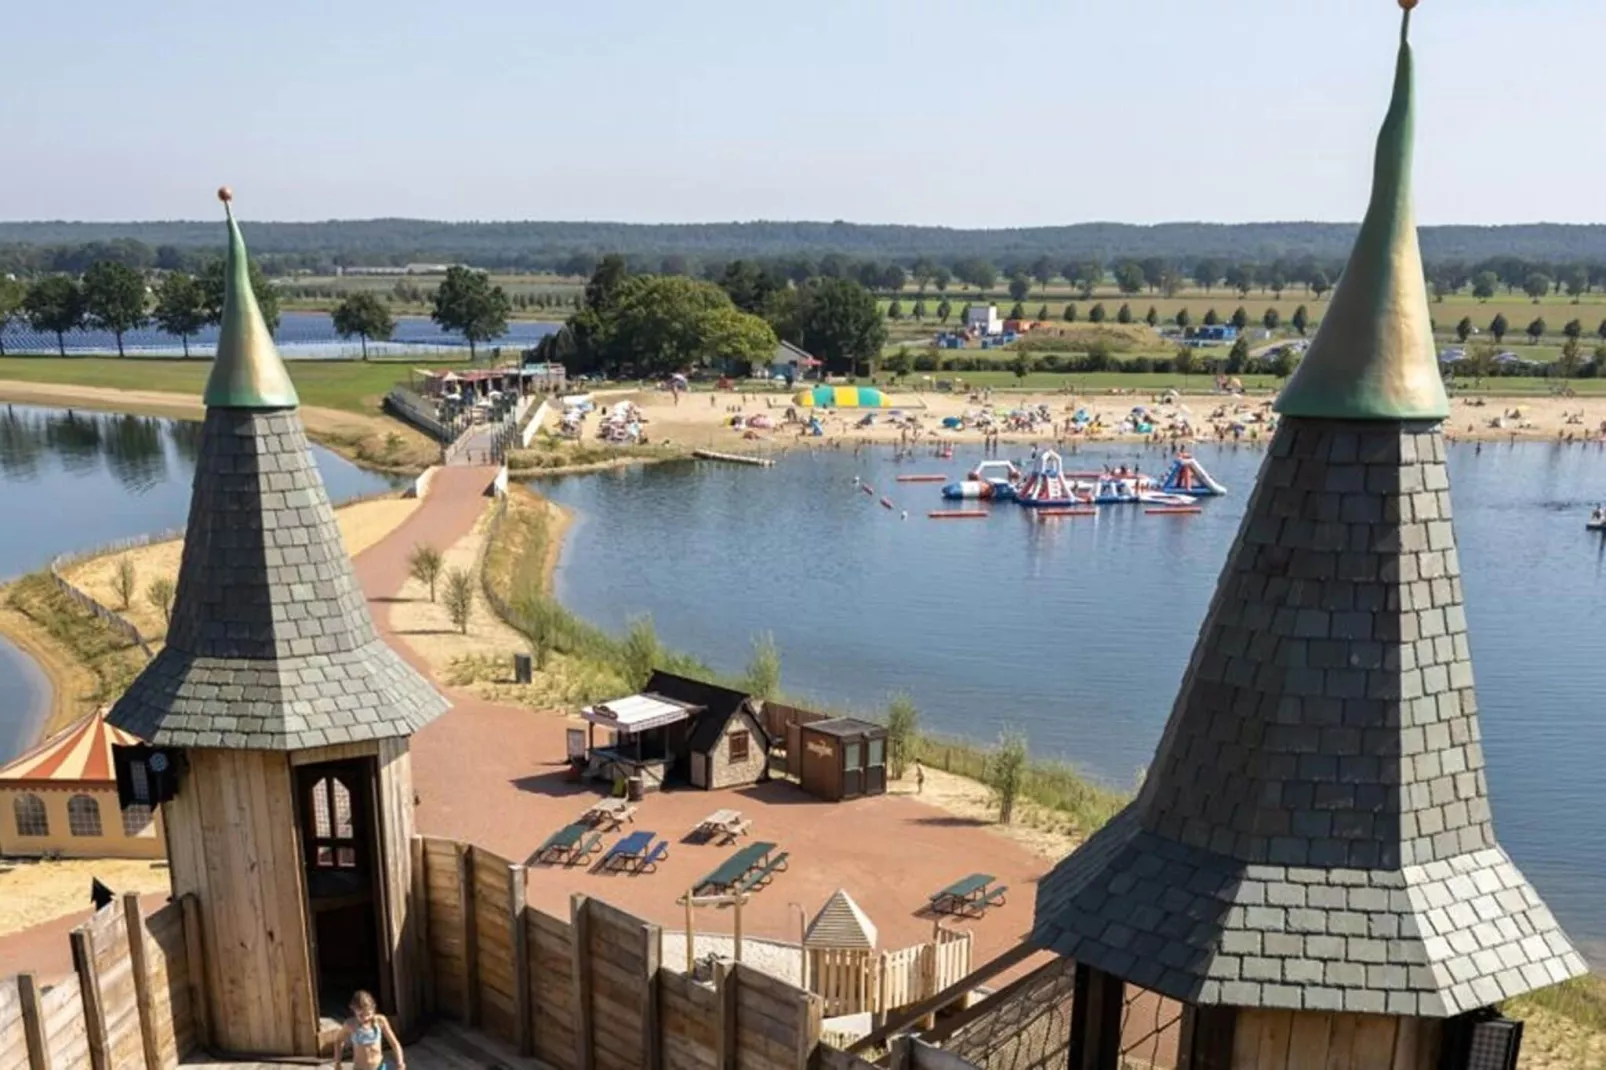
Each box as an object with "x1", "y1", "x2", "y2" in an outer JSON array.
[
  {"x1": 0, "y1": 710, "x2": 164, "y2": 860},
  {"x1": 580, "y1": 671, "x2": 771, "y2": 792},
  {"x1": 797, "y1": 718, "x2": 888, "y2": 802}
]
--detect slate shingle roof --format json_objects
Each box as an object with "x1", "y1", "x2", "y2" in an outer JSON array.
[
  {"x1": 1030, "y1": 420, "x2": 1587, "y2": 1016},
  {"x1": 107, "y1": 407, "x2": 448, "y2": 750}
]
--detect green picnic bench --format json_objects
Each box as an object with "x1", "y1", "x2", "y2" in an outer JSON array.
[
  {"x1": 530, "y1": 822, "x2": 587, "y2": 865},
  {"x1": 734, "y1": 851, "x2": 790, "y2": 894},
  {"x1": 929, "y1": 873, "x2": 1005, "y2": 917},
  {"x1": 694, "y1": 841, "x2": 781, "y2": 895}
]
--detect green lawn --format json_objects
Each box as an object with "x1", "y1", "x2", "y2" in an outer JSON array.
[{"x1": 0, "y1": 355, "x2": 476, "y2": 415}]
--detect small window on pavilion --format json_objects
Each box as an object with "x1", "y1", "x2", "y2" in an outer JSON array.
[
  {"x1": 68, "y1": 795, "x2": 102, "y2": 837},
  {"x1": 14, "y1": 794, "x2": 48, "y2": 837}
]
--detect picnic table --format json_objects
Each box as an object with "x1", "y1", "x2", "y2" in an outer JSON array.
[
  {"x1": 531, "y1": 822, "x2": 603, "y2": 866},
  {"x1": 582, "y1": 798, "x2": 637, "y2": 831},
  {"x1": 694, "y1": 808, "x2": 751, "y2": 845},
  {"x1": 694, "y1": 841, "x2": 789, "y2": 896},
  {"x1": 929, "y1": 873, "x2": 1006, "y2": 917},
  {"x1": 602, "y1": 830, "x2": 669, "y2": 874}
]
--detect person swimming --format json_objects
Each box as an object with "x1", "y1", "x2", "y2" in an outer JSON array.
[{"x1": 333, "y1": 990, "x2": 404, "y2": 1070}]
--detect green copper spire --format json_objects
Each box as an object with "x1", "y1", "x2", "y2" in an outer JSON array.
[
  {"x1": 1275, "y1": 3, "x2": 1448, "y2": 421},
  {"x1": 203, "y1": 189, "x2": 299, "y2": 410}
]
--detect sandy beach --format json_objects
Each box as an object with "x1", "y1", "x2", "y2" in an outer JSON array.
[{"x1": 617, "y1": 385, "x2": 1606, "y2": 453}]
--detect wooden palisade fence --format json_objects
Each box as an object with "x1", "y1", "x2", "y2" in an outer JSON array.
[
  {"x1": 0, "y1": 892, "x2": 199, "y2": 1070},
  {"x1": 0, "y1": 836, "x2": 836, "y2": 1070},
  {"x1": 418, "y1": 834, "x2": 827, "y2": 1070}
]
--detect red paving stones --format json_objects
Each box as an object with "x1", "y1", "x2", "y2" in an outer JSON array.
[
  {"x1": 0, "y1": 892, "x2": 167, "y2": 984},
  {"x1": 0, "y1": 463, "x2": 1055, "y2": 982}
]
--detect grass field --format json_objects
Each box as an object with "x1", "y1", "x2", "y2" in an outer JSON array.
[{"x1": 0, "y1": 355, "x2": 477, "y2": 415}]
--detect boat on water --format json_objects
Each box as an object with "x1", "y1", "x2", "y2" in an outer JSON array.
[
  {"x1": 1588, "y1": 506, "x2": 1606, "y2": 531},
  {"x1": 942, "y1": 460, "x2": 1022, "y2": 501}
]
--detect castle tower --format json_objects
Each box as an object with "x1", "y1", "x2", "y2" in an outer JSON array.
[
  {"x1": 1030, "y1": 7, "x2": 1587, "y2": 1068},
  {"x1": 107, "y1": 191, "x2": 449, "y2": 1057}
]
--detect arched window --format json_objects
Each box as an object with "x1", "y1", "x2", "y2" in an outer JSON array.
[
  {"x1": 121, "y1": 803, "x2": 155, "y2": 839},
  {"x1": 309, "y1": 777, "x2": 357, "y2": 868},
  {"x1": 13, "y1": 794, "x2": 48, "y2": 837},
  {"x1": 67, "y1": 795, "x2": 102, "y2": 837}
]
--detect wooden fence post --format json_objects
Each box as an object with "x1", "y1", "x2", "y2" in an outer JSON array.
[
  {"x1": 121, "y1": 894, "x2": 163, "y2": 1070},
  {"x1": 714, "y1": 961, "x2": 737, "y2": 1070},
  {"x1": 410, "y1": 837, "x2": 434, "y2": 1020},
  {"x1": 69, "y1": 926, "x2": 109, "y2": 1070},
  {"x1": 456, "y1": 843, "x2": 479, "y2": 1027},
  {"x1": 17, "y1": 973, "x2": 51, "y2": 1070},
  {"x1": 508, "y1": 864, "x2": 533, "y2": 1057},
  {"x1": 569, "y1": 894, "x2": 594, "y2": 1070},
  {"x1": 179, "y1": 894, "x2": 211, "y2": 1051},
  {"x1": 642, "y1": 920, "x2": 662, "y2": 1070}
]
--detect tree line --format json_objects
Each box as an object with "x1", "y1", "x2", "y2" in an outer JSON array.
[
  {"x1": 532, "y1": 257, "x2": 887, "y2": 378},
  {"x1": 0, "y1": 257, "x2": 518, "y2": 358},
  {"x1": 7, "y1": 219, "x2": 1606, "y2": 275}
]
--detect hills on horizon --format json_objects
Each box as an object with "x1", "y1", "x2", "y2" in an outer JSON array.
[{"x1": 5, "y1": 218, "x2": 1606, "y2": 269}]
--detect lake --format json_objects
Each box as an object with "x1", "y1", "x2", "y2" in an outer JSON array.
[
  {"x1": 541, "y1": 440, "x2": 1606, "y2": 960},
  {"x1": 0, "y1": 311, "x2": 558, "y2": 357},
  {"x1": 0, "y1": 403, "x2": 405, "y2": 757}
]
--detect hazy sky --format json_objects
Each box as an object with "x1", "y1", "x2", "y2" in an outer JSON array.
[{"x1": 4, "y1": 0, "x2": 1599, "y2": 227}]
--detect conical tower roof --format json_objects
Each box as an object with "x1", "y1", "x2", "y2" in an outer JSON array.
[
  {"x1": 107, "y1": 190, "x2": 448, "y2": 751},
  {"x1": 1031, "y1": 5, "x2": 1585, "y2": 1019},
  {"x1": 805, "y1": 889, "x2": 878, "y2": 950}
]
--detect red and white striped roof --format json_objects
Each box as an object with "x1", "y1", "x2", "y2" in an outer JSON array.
[{"x1": 0, "y1": 711, "x2": 140, "y2": 785}]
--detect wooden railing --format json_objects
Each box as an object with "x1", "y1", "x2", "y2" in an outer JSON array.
[
  {"x1": 0, "y1": 892, "x2": 200, "y2": 1070},
  {"x1": 417, "y1": 835, "x2": 826, "y2": 1070}
]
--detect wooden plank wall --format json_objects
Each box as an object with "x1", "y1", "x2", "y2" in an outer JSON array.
[
  {"x1": 140, "y1": 900, "x2": 196, "y2": 1069},
  {"x1": 412, "y1": 836, "x2": 828, "y2": 1070},
  {"x1": 0, "y1": 978, "x2": 26, "y2": 1070},
  {"x1": 528, "y1": 911, "x2": 577, "y2": 1070},
  {"x1": 732, "y1": 963, "x2": 818, "y2": 1070},
  {"x1": 421, "y1": 837, "x2": 469, "y2": 1021},
  {"x1": 84, "y1": 902, "x2": 145, "y2": 1070},
  {"x1": 471, "y1": 847, "x2": 522, "y2": 1047},
  {"x1": 583, "y1": 897, "x2": 661, "y2": 1070},
  {"x1": 374, "y1": 737, "x2": 422, "y2": 1035},
  {"x1": 1229, "y1": 1010, "x2": 1442, "y2": 1070},
  {"x1": 658, "y1": 970, "x2": 719, "y2": 1070},
  {"x1": 41, "y1": 978, "x2": 91, "y2": 1070}
]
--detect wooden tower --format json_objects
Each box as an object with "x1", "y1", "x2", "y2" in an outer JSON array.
[
  {"x1": 1030, "y1": 6, "x2": 1588, "y2": 1069},
  {"x1": 107, "y1": 191, "x2": 450, "y2": 1057}
]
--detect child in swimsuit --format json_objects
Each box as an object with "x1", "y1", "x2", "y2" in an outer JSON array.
[{"x1": 334, "y1": 990, "x2": 404, "y2": 1070}]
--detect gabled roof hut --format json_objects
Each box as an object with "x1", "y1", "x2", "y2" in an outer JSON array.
[
  {"x1": 1030, "y1": 6, "x2": 1586, "y2": 1068},
  {"x1": 105, "y1": 190, "x2": 448, "y2": 1057}
]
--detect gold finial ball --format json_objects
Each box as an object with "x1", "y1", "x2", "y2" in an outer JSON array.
[
  {"x1": 217, "y1": 186, "x2": 233, "y2": 203},
  {"x1": 1399, "y1": 0, "x2": 1418, "y2": 9}
]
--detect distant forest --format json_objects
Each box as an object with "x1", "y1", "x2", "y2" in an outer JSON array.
[{"x1": 5, "y1": 219, "x2": 1606, "y2": 277}]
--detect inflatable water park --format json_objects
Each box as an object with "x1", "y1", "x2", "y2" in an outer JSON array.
[{"x1": 935, "y1": 450, "x2": 1226, "y2": 515}]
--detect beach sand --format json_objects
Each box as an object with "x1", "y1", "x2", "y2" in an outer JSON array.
[
  {"x1": 621, "y1": 386, "x2": 1606, "y2": 452},
  {"x1": 0, "y1": 858, "x2": 172, "y2": 937}
]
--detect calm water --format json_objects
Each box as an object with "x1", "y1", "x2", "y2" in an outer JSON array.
[
  {"x1": 0, "y1": 404, "x2": 404, "y2": 757},
  {"x1": 0, "y1": 311, "x2": 557, "y2": 356},
  {"x1": 542, "y1": 441, "x2": 1606, "y2": 958}
]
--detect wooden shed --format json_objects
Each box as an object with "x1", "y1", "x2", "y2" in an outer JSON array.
[{"x1": 797, "y1": 718, "x2": 887, "y2": 802}]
